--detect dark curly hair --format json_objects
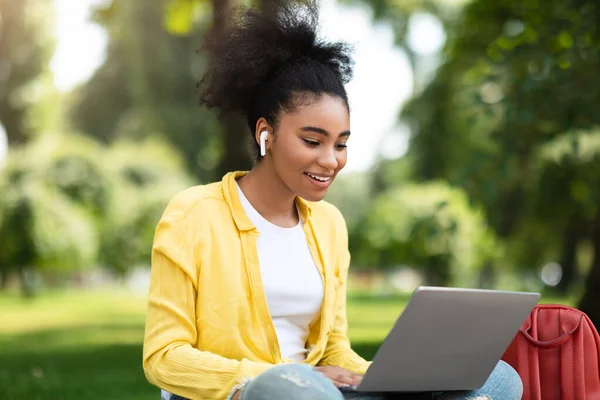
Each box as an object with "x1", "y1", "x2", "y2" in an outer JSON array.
[{"x1": 197, "y1": 0, "x2": 354, "y2": 159}]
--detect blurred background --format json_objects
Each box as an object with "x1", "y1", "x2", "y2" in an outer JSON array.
[{"x1": 1, "y1": 0, "x2": 600, "y2": 398}]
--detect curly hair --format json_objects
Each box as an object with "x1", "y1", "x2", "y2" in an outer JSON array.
[{"x1": 196, "y1": 0, "x2": 355, "y2": 158}]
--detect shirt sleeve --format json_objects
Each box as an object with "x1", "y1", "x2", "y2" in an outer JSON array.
[
  {"x1": 143, "y1": 215, "x2": 273, "y2": 400},
  {"x1": 317, "y1": 210, "x2": 372, "y2": 375}
]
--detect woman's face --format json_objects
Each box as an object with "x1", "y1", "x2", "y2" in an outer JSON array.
[{"x1": 269, "y1": 94, "x2": 350, "y2": 202}]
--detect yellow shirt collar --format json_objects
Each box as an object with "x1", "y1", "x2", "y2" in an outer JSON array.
[{"x1": 221, "y1": 171, "x2": 313, "y2": 232}]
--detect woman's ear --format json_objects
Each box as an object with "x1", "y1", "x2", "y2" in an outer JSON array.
[{"x1": 255, "y1": 118, "x2": 272, "y2": 156}]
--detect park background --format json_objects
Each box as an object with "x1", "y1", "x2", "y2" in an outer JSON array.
[{"x1": 1, "y1": 0, "x2": 599, "y2": 398}]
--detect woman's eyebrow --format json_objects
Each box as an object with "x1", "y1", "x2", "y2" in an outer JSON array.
[{"x1": 300, "y1": 126, "x2": 351, "y2": 137}]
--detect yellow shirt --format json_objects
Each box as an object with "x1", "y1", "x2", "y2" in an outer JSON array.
[{"x1": 143, "y1": 171, "x2": 371, "y2": 400}]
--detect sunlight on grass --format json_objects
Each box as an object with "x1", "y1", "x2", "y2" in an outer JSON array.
[
  {"x1": 0, "y1": 290, "x2": 148, "y2": 334},
  {"x1": 347, "y1": 294, "x2": 409, "y2": 342},
  {"x1": 0, "y1": 289, "x2": 403, "y2": 343}
]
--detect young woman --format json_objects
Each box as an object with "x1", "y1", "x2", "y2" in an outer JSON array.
[{"x1": 142, "y1": 1, "x2": 523, "y2": 399}]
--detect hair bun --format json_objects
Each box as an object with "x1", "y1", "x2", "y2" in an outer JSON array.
[{"x1": 197, "y1": 0, "x2": 354, "y2": 116}]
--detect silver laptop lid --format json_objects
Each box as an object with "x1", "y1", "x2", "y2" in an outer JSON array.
[{"x1": 358, "y1": 286, "x2": 540, "y2": 392}]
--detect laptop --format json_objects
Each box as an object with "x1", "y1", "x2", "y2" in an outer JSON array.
[{"x1": 343, "y1": 286, "x2": 540, "y2": 394}]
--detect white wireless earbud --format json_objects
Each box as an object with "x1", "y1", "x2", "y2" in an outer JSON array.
[{"x1": 259, "y1": 131, "x2": 269, "y2": 157}]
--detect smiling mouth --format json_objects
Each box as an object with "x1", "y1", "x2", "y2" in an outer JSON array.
[{"x1": 304, "y1": 172, "x2": 332, "y2": 182}]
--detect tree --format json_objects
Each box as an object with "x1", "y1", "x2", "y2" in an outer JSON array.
[
  {"x1": 97, "y1": 136, "x2": 193, "y2": 276},
  {"x1": 0, "y1": 131, "x2": 193, "y2": 293},
  {"x1": 368, "y1": 0, "x2": 600, "y2": 321},
  {"x1": 344, "y1": 0, "x2": 463, "y2": 94},
  {"x1": 71, "y1": 0, "x2": 224, "y2": 182},
  {"x1": 0, "y1": 139, "x2": 99, "y2": 296},
  {"x1": 207, "y1": 0, "x2": 254, "y2": 178},
  {"x1": 165, "y1": 0, "x2": 285, "y2": 177},
  {"x1": 0, "y1": 0, "x2": 55, "y2": 146}
]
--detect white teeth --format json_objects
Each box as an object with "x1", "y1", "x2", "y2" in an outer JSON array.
[{"x1": 306, "y1": 173, "x2": 331, "y2": 182}]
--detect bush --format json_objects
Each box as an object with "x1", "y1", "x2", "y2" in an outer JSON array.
[
  {"x1": 350, "y1": 181, "x2": 502, "y2": 287},
  {"x1": 0, "y1": 133, "x2": 193, "y2": 293}
]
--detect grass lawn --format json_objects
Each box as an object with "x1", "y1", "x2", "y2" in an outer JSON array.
[{"x1": 0, "y1": 289, "x2": 572, "y2": 400}]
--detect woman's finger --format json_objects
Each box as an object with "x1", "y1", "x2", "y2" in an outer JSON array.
[
  {"x1": 332, "y1": 380, "x2": 352, "y2": 388},
  {"x1": 334, "y1": 373, "x2": 359, "y2": 386},
  {"x1": 339, "y1": 370, "x2": 363, "y2": 385},
  {"x1": 350, "y1": 373, "x2": 363, "y2": 385}
]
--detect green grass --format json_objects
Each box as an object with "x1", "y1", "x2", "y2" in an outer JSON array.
[
  {"x1": 0, "y1": 289, "x2": 572, "y2": 400},
  {"x1": 0, "y1": 290, "x2": 152, "y2": 400}
]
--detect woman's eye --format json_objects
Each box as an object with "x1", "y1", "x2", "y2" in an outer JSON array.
[
  {"x1": 303, "y1": 139, "x2": 319, "y2": 146},
  {"x1": 335, "y1": 143, "x2": 348, "y2": 149}
]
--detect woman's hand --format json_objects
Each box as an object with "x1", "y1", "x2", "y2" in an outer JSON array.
[{"x1": 314, "y1": 366, "x2": 363, "y2": 388}]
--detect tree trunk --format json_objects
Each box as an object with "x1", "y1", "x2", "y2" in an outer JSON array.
[
  {"x1": 19, "y1": 266, "x2": 37, "y2": 298},
  {"x1": 478, "y1": 262, "x2": 497, "y2": 289},
  {"x1": 578, "y1": 212, "x2": 600, "y2": 326},
  {"x1": 211, "y1": 0, "x2": 254, "y2": 178},
  {"x1": 216, "y1": 117, "x2": 254, "y2": 179},
  {"x1": 0, "y1": 107, "x2": 27, "y2": 146},
  {"x1": 0, "y1": 269, "x2": 6, "y2": 289},
  {"x1": 555, "y1": 218, "x2": 582, "y2": 296}
]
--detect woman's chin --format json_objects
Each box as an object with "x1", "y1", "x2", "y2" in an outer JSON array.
[{"x1": 297, "y1": 189, "x2": 329, "y2": 203}]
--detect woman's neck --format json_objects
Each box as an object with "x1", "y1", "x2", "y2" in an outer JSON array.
[{"x1": 237, "y1": 162, "x2": 300, "y2": 228}]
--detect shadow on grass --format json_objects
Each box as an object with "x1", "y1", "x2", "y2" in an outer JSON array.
[
  {"x1": 0, "y1": 343, "x2": 157, "y2": 400},
  {"x1": 352, "y1": 342, "x2": 383, "y2": 361},
  {"x1": 0, "y1": 324, "x2": 157, "y2": 400}
]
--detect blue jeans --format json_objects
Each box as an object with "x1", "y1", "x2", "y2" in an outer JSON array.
[
  {"x1": 236, "y1": 361, "x2": 521, "y2": 400},
  {"x1": 168, "y1": 360, "x2": 522, "y2": 400}
]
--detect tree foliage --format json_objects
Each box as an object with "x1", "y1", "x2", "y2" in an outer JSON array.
[
  {"x1": 70, "y1": 0, "x2": 226, "y2": 182},
  {"x1": 0, "y1": 133, "x2": 192, "y2": 293},
  {"x1": 349, "y1": 181, "x2": 500, "y2": 287},
  {"x1": 364, "y1": 0, "x2": 600, "y2": 320},
  {"x1": 0, "y1": 0, "x2": 55, "y2": 145}
]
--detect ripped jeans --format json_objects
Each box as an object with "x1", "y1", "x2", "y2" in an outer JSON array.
[{"x1": 167, "y1": 360, "x2": 522, "y2": 400}]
